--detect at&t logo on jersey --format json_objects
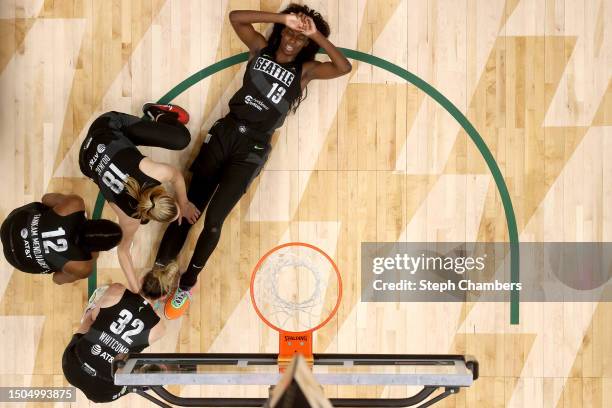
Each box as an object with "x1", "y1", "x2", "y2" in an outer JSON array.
[
  {"x1": 244, "y1": 95, "x2": 269, "y2": 112},
  {"x1": 20, "y1": 228, "x2": 28, "y2": 239},
  {"x1": 98, "y1": 351, "x2": 115, "y2": 363},
  {"x1": 91, "y1": 344, "x2": 102, "y2": 355},
  {"x1": 88, "y1": 143, "x2": 106, "y2": 171},
  {"x1": 92, "y1": 340, "x2": 120, "y2": 363}
]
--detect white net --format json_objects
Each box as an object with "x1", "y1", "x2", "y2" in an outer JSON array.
[{"x1": 252, "y1": 244, "x2": 340, "y2": 333}]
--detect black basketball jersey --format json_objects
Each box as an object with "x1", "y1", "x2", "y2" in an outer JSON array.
[
  {"x1": 228, "y1": 46, "x2": 303, "y2": 134},
  {"x1": 79, "y1": 117, "x2": 161, "y2": 223},
  {"x1": 0, "y1": 202, "x2": 91, "y2": 274},
  {"x1": 75, "y1": 289, "x2": 160, "y2": 381}
]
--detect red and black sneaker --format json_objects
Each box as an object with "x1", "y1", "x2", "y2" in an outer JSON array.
[{"x1": 143, "y1": 103, "x2": 190, "y2": 125}]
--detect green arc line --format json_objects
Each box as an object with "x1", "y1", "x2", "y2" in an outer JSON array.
[{"x1": 89, "y1": 48, "x2": 520, "y2": 324}]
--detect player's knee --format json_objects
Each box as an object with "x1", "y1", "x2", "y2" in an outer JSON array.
[
  {"x1": 168, "y1": 130, "x2": 190, "y2": 150},
  {"x1": 203, "y1": 219, "x2": 223, "y2": 237},
  {"x1": 174, "y1": 128, "x2": 191, "y2": 150}
]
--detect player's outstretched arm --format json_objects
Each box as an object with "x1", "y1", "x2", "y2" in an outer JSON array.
[{"x1": 111, "y1": 205, "x2": 141, "y2": 293}]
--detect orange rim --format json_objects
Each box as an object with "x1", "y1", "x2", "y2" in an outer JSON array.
[{"x1": 250, "y1": 242, "x2": 343, "y2": 335}]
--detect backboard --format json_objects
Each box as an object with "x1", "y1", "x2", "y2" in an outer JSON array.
[{"x1": 113, "y1": 352, "x2": 478, "y2": 407}]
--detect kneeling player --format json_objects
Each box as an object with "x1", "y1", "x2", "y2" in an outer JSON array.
[
  {"x1": 62, "y1": 262, "x2": 178, "y2": 402},
  {"x1": 1, "y1": 193, "x2": 121, "y2": 284}
]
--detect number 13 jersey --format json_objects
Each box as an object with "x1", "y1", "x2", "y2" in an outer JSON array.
[{"x1": 228, "y1": 46, "x2": 303, "y2": 135}]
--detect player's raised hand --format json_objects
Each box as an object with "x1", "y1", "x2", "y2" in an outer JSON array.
[
  {"x1": 284, "y1": 13, "x2": 304, "y2": 31},
  {"x1": 294, "y1": 13, "x2": 317, "y2": 37}
]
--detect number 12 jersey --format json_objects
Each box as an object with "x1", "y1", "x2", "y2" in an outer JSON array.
[{"x1": 0, "y1": 202, "x2": 91, "y2": 274}]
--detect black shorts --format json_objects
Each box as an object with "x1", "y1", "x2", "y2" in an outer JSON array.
[
  {"x1": 189, "y1": 115, "x2": 272, "y2": 193},
  {"x1": 1, "y1": 203, "x2": 48, "y2": 274},
  {"x1": 62, "y1": 334, "x2": 128, "y2": 403}
]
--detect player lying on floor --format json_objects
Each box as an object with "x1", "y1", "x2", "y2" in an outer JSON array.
[{"x1": 156, "y1": 3, "x2": 352, "y2": 319}]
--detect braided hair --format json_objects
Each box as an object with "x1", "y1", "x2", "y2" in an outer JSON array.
[{"x1": 78, "y1": 219, "x2": 122, "y2": 252}]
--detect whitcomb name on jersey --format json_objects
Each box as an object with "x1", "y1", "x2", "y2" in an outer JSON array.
[
  {"x1": 252, "y1": 57, "x2": 295, "y2": 87},
  {"x1": 98, "y1": 331, "x2": 130, "y2": 354}
]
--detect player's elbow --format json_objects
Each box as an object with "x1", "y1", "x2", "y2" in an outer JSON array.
[
  {"x1": 66, "y1": 194, "x2": 86, "y2": 209},
  {"x1": 229, "y1": 10, "x2": 241, "y2": 23},
  {"x1": 340, "y1": 61, "x2": 352, "y2": 75},
  {"x1": 117, "y1": 239, "x2": 132, "y2": 253},
  {"x1": 52, "y1": 273, "x2": 65, "y2": 285},
  {"x1": 53, "y1": 271, "x2": 77, "y2": 285}
]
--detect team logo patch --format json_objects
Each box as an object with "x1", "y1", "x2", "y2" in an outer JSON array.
[
  {"x1": 91, "y1": 344, "x2": 102, "y2": 355},
  {"x1": 20, "y1": 228, "x2": 28, "y2": 239},
  {"x1": 238, "y1": 125, "x2": 247, "y2": 134},
  {"x1": 96, "y1": 143, "x2": 106, "y2": 154},
  {"x1": 83, "y1": 136, "x2": 92, "y2": 150},
  {"x1": 82, "y1": 362, "x2": 97, "y2": 377}
]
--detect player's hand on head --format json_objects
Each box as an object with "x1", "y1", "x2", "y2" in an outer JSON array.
[
  {"x1": 180, "y1": 201, "x2": 201, "y2": 225},
  {"x1": 284, "y1": 13, "x2": 303, "y2": 31},
  {"x1": 298, "y1": 14, "x2": 317, "y2": 37}
]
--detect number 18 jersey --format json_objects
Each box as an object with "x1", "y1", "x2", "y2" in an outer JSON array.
[
  {"x1": 79, "y1": 115, "x2": 161, "y2": 222},
  {"x1": 228, "y1": 46, "x2": 303, "y2": 135}
]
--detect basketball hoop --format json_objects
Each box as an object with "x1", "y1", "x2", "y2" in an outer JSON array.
[{"x1": 250, "y1": 242, "x2": 342, "y2": 369}]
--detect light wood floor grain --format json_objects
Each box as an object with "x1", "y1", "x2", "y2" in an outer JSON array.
[{"x1": 0, "y1": 0, "x2": 611, "y2": 407}]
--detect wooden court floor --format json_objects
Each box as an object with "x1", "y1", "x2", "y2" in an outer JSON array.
[{"x1": 0, "y1": 0, "x2": 611, "y2": 406}]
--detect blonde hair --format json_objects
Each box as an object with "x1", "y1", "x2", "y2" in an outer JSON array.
[
  {"x1": 124, "y1": 177, "x2": 178, "y2": 223},
  {"x1": 141, "y1": 261, "x2": 180, "y2": 300}
]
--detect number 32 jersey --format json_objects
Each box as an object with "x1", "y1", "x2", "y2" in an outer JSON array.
[
  {"x1": 79, "y1": 115, "x2": 160, "y2": 222},
  {"x1": 76, "y1": 289, "x2": 160, "y2": 378},
  {"x1": 228, "y1": 46, "x2": 303, "y2": 134},
  {"x1": 0, "y1": 203, "x2": 91, "y2": 274}
]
